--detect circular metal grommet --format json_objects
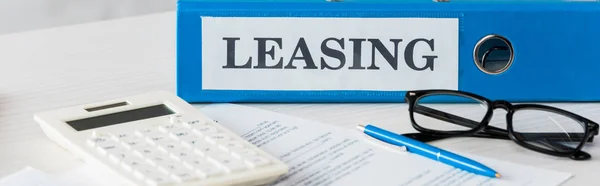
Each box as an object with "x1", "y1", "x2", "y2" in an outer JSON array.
[{"x1": 473, "y1": 34, "x2": 514, "y2": 75}]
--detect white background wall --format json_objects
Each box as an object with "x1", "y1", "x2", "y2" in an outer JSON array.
[{"x1": 0, "y1": 0, "x2": 177, "y2": 35}]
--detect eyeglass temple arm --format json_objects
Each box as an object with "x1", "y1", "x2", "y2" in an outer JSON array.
[
  {"x1": 403, "y1": 132, "x2": 510, "y2": 143},
  {"x1": 413, "y1": 105, "x2": 594, "y2": 142}
]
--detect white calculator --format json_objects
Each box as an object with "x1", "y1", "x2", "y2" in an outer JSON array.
[{"x1": 34, "y1": 91, "x2": 289, "y2": 186}]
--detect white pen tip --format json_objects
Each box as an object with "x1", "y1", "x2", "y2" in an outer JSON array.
[{"x1": 356, "y1": 124, "x2": 366, "y2": 132}]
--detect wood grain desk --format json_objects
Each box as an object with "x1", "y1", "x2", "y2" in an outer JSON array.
[{"x1": 0, "y1": 11, "x2": 598, "y2": 185}]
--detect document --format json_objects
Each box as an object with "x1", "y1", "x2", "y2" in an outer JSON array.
[{"x1": 198, "y1": 104, "x2": 573, "y2": 186}]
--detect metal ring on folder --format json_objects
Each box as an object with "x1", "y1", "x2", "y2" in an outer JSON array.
[
  {"x1": 481, "y1": 46, "x2": 509, "y2": 68},
  {"x1": 473, "y1": 34, "x2": 514, "y2": 75}
]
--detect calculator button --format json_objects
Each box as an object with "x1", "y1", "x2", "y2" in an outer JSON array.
[
  {"x1": 145, "y1": 172, "x2": 175, "y2": 186},
  {"x1": 160, "y1": 163, "x2": 200, "y2": 182},
  {"x1": 231, "y1": 149, "x2": 258, "y2": 159},
  {"x1": 120, "y1": 137, "x2": 145, "y2": 149},
  {"x1": 132, "y1": 164, "x2": 156, "y2": 180},
  {"x1": 135, "y1": 128, "x2": 157, "y2": 137},
  {"x1": 182, "y1": 119, "x2": 206, "y2": 128},
  {"x1": 180, "y1": 136, "x2": 210, "y2": 149},
  {"x1": 218, "y1": 141, "x2": 245, "y2": 151},
  {"x1": 169, "y1": 115, "x2": 182, "y2": 124},
  {"x1": 222, "y1": 162, "x2": 247, "y2": 173},
  {"x1": 132, "y1": 146, "x2": 159, "y2": 158},
  {"x1": 144, "y1": 133, "x2": 167, "y2": 145},
  {"x1": 186, "y1": 140, "x2": 212, "y2": 149},
  {"x1": 109, "y1": 132, "x2": 132, "y2": 141},
  {"x1": 158, "y1": 123, "x2": 183, "y2": 133},
  {"x1": 193, "y1": 145, "x2": 220, "y2": 156},
  {"x1": 243, "y1": 156, "x2": 271, "y2": 167},
  {"x1": 178, "y1": 154, "x2": 200, "y2": 164},
  {"x1": 169, "y1": 149, "x2": 194, "y2": 162},
  {"x1": 156, "y1": 141, "x2": 180, "y2": 153},
  {"x1": 156, "y1": 161, "x2": 182, "y2": 175},
  {"x1": 87, "y1": 136, "x2": 109, "y2": 147},
  {"x1": 192, "y1": 126, "x2": 218, "y2": 135},
  {"x1": 205, "y1": 133, "x2": 231, "y2": 144},
  {"x1": 181, "y1": 158, "x2": 213, "y2": 170},
  {"x1": 208, "y1": 156, "x2": 247, "y2": 173},
  {"x1": 108, "y1": 149, "x2": 130, "y2": 164},
  {"x1": 168, "y1": 129, "x2": 192, "y2": 140},
  {"x1": 120, "y1": 157, "x2": 145, "y2": 172},
  {"x1": 170, "y1": 168, "x2": 200, "y2": 182},
  {"x1": 95, "y1": 141, "x2": 121, "y2": 156},
  {"x1": 145, "y1": 153, "x2": 171, "y2": 167},
  {"x1": 195, "y1": 165, "x2": 224, "y2": 178}
]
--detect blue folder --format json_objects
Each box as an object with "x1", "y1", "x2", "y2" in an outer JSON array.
[{"x1": 176, "y1": 0, "x2": 600, "y2": 103}]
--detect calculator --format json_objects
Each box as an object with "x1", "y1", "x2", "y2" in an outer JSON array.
[{"x1": 34, "y1": 91, "x2": 289, "y2": 186}]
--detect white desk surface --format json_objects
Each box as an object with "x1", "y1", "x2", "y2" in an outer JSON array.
[{"x1": 1, "y1": 11, "x2": 599, "y2": 186}]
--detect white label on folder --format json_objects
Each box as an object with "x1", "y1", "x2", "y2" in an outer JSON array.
[{"x1": 201, "y1": 17, "x2": 459, "y2": 91}]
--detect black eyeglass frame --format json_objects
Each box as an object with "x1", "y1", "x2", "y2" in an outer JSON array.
[{"x1": 404, "y1": 89, "x2": 600, "y2": 161}]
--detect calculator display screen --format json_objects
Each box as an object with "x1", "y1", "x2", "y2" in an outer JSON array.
[{"x1": 66, "y1": 104, "x2": 174, "y2": 131}]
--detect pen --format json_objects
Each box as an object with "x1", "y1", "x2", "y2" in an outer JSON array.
[{"x1": 357, "y1": 124, "x2": 501, "y2": 178}]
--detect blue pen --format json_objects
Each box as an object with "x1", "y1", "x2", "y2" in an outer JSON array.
[{"x1": 357, "y1": 124, "x2": 501, "y2": 178}]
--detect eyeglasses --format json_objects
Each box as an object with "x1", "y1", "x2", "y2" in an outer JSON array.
[{"x1": 401, "y1": 89, "x2": 599, "y2": 160}]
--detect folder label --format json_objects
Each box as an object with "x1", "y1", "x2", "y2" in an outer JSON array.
[{"x1": 200, "y1": 17, "x2": 459, "y2": 91}]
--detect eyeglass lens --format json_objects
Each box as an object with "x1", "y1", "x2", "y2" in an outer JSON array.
[
  {"x1": 413, "y1": 94, "x2": 488, "y2": 132},
  {"x1": 512, "y1": 109, "x2": 586, "y2": 153},
  {"x1": 413, "y1": 93, "x2": 587, "y2": 153}
]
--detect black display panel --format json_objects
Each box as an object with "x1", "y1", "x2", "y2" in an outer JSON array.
[{"x1": 66, "y1": 104, "x2": 174, "y2": 131}]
